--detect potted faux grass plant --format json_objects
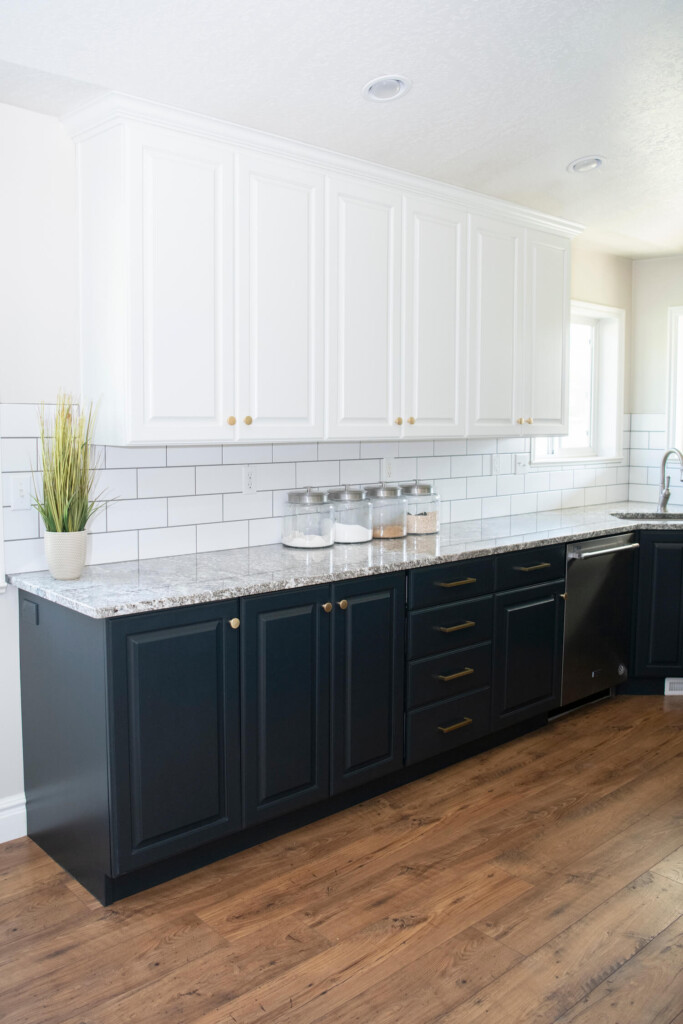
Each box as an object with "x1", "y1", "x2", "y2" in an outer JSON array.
[{"x1": 33, "y1": 394, "x2": 103, "y2": 580}]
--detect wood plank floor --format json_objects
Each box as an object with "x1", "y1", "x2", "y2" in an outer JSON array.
[{"x1": 1, "y1": 695, "x2": 682, "y2": 1024}]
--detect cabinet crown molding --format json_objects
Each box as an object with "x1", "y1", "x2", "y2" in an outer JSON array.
[{"x1": 64, "y1": 92, "x2": 582, "y2": 238}]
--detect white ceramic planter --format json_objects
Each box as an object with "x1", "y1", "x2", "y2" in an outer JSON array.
[{"x1": 44, "y1": 531, "x2": 87, "y2": 580}]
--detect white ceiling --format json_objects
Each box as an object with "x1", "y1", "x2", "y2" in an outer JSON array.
[{"x1": 1, "y1": 0, "x2": 682, "y2": 257}]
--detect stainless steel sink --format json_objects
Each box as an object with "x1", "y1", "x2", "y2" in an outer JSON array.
[{"x1": 611, "y1": 511, "x2": 683, "y2": 520}]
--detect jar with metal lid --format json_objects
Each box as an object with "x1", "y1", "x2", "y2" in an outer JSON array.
[
  {"x1": 327, "y1": 488, "x2": 372, "y2": 544},
  {"x1": 401, "y1": 481, "x2": 440, "y2": 535},
  {"x1": 282, "y1": 489, "x2": 335, "y2": 548},
  {"x1": 365, "y1": 484, "x2": 407, "y2": 540}
]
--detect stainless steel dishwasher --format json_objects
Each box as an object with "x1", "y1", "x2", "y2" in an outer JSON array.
[{"x1": 561, "y1": 533, "x2": 639, "y2": 706}]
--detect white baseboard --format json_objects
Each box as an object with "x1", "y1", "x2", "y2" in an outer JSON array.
[{"x1": 0, "y1": 792, "x2": 27, "y2": 843}]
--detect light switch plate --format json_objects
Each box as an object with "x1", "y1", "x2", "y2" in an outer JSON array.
[
  {"x1": 515, "y1": 453, "x2": 530, "y2": 474},
  {"x1": 11, "y1": 474, "x2": 32, "y2": 510}
]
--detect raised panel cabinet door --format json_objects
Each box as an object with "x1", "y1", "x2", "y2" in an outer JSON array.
[
  {"x1": 236, "y1": 152, "x2": 324, "y2": 440},
  {"x1": 241, "y1": 586, "x2": 330, "y2": 825},
  {"x1": 403, "y1": 197, "x2": 467, "y2": 438},
  {"x1": 524, "y1": 228, "x2": 571, "y2": 436},
  {"x1": 127, "y1": 125, "x2": 236, "y2": 443},
  {"x1": 109, "y1": 602, "x2": 241, "y2": 873},
  {"x1": 633, "y1": 532, "x2": 683, "y2": 677},
  {"x1": 326, "y1": 175, "x2": 403, "y2": 439},
  {"x1": 331, "y1": 573, "x2": 405, "y2": 793},
  {"x1": 467, "y1": 214, "x2": 525, "y2": 437},
  {"x1": 492, "y1": 581, "x2": 564, "y2": 729}
]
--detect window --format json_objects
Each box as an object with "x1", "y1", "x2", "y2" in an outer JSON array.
[
  {"x1": 533, "y1": 301, "x2": 625, "y2": 464},
  {"x1": 666, "y1": 307, "x2": 683, "y2": 450}
]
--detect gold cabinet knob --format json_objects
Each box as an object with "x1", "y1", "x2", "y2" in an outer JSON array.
[
  {"x1": 525, "y1": 417, "x2": 534, "y2": 425},
  {"x1": 407, "y1": 417, "x2": 416, "y2": 425},
  {"x1": 244, "y1": 415, "x2": 253, "y2": 426},
  {"x1": 517, "y1": 417, "x2": 524, "y2": 425},
  {"x1": 395, "y1": 417, "x2": 403, "y2": 425},
  {"x1": 229, "y1": 617, "x2": 240, "y2": 630},
  {"x1": 227, "y1": 415, "x2": 236, "y2": 426},
  {"x1": 337, "y1": 599, "x2": 348, "y2": 610},
  {"x1": 322, "y1": 602, "x2": 333, "y2": 613}
]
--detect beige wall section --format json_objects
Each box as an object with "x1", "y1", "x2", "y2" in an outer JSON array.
[
  {"x1": 570, "y1": 246, "x2": 633, "y2": 412},
  {"x1": 0, "y1": 102, "x2": 78, "y2": 404},
  {"x1": 631, "y1": 256, "x2": 683, "y2": 414}
]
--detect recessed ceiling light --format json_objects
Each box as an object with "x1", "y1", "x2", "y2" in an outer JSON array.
[
  {"x1": 362, "y1": 76, "x2": 411, "y2": 102},
  {"x1": 567, "y1": 155, "x2": 605, "y2": 174}
]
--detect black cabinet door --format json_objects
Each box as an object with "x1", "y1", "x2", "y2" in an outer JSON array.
[
  {"x1": 633, "y1": 531, "x2": 683, "y2": 677},
  {"x1": 241, "y1": 585, "x2": 330, "y2": 826},
  {"x1": 331, "y1": 573, "x2": 405, "y2": 794},
  {"x1": 109, "y1": 601, "x2": 241, "y2": 873},
  {"x1": 492, "y1": 580, "x2": 564, "y2": 729}
]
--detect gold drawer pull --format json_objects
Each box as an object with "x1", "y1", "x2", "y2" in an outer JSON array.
[
  {"x1": 322, "y1": 602, "x2": 332, "y2": 613},
  {"x1": 436, "y1": 620, "x2": 475, "y2": 634},
  {"x1": 515, "y1": 562, "x2": 551, "y2": 572},
  {"x1": 229, "y1": 617, "x2": 240, "y2": 630},
  {"x1": 435, "y1": 577, "x2": 476, "y2": 589},
  {"x1": 436, "y1": 667, "x2": 474, "y2": 682},
  {"x1": 438, "y1": 717, "x2": 473, "y2": 734}
]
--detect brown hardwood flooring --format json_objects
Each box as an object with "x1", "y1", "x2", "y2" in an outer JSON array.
[{"x1": 1, "y1": 695, "x2": 682, "y2": 1024}]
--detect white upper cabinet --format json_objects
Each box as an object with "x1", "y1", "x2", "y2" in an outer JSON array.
[
  {"x1": 467, "y1": 215, "x2": 526, "y2": 437},
  {"x1": 523, "y1": 228, "x2": 571, "y2": 436},
  {"x1": 235, "y1": 152, "x2": 324, "y2": 441},
  {"x1": 325, "y1": 175, "x2": 403, "y2": 440},
  {"x1": 402, "y1": 196, "x2": 467, "y2": 438}
]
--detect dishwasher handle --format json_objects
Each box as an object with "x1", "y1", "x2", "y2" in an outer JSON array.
[{"x1": 571, "y1": 541, "x2": 640, "y2": 560}]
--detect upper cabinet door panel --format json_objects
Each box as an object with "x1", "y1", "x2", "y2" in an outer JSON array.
[
  {"x1": 236, "y1": 153, "x2": 324, "y2": 441},
  {"x1": 128, "y1": 127, "x2": 235, "y2": 443},
  {"x1": 403, "y1": 197, "x2": 467, "y2": 438},
  {"x1": 525, "y1": 229, "x2": 571, "y2": 435},
  {"x1": 467, "y1": 215, "x2": 525, "y2": 437},
  {"x1": 326, "y1": 176, "x2": 402, "y2": 439}
]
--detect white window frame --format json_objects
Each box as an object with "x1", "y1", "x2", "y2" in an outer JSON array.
[
  {"x1": 666, "y1": 307, "x2": 683, "y2": 450},
  {"x1": 532, "y1": 300, "x2": 625, "y2": 466}
]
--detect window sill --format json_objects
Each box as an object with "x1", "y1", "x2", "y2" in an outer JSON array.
[{"x1": 530, "y1": 455, "x2": 625, "y2": 469}]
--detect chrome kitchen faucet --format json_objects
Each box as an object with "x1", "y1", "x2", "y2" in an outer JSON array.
[{"x1": 657, "y1": 448, "x2": 683, "y2": 512}]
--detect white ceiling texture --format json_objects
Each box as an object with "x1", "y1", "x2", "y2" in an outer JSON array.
[{"x1": 0, "y1": 0, "x2": 682, "y2": 256}]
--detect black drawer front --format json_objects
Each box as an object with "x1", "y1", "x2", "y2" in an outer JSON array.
[
  {"x1": 405, "y1": 687, "x2": 491, "y2": 766},
  {"x1": 495, "y1": 544, "x2": 565, "y2": 591},
  {"x1": 409, "y1": 557, "x2": 494, "y2": 610},
  {"x1": 409, "y1": 596, "x2": 493, "y2": 660},
  {"x1": 408, "y1": 642, "x2": 492, "y2": 710}
]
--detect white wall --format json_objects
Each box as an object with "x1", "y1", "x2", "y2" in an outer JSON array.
[
  {"x1": 0, "y1": 102, "x2": 77, "y2": 839},
  {"x1": 631, "y1": 256, "x2": 683, "y2": 414}
]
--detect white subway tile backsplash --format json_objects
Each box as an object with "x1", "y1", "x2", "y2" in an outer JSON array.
[
  {"x1": 606, "y1": 483, "x2": 629, "y2": 502},
  {"x1": 628, "y1": 431, "x2": 648, "y2": 449},
  {"x1": 95, "y1": 468, "x2": 138, "y2": 501},
  {"x1": 584, "y1": 485, "x2": 607, "y2": 505},
  {"x1": 222, "y1": 444, "x2": 273, "y2": 464},
  {"x1": 628, "y1": 483, "x2": 659, "y2": 503},
  {"x1": 274, "y1": 443, "x2": 318, "y2": 463},
  {"x1": 168, "y1": 494, "x2": 223, "y2": 527},
  {"x1": 649, "y1": 432, "x2": 667, "y2": 450},
  {"x1": 4, "y1": 538, "x2": 48, "y2": 572},
  {"x1": 3, "y1": 508, "x2": 39, "y2": 541},
  {"x1": 450, "y1": 498, "x2": 482, "y2": 522},
  {"x1": 596, "y1": 467, "x2": 618, "y2": 486},
  {"x1": 537, "y1": 490, "x2": 562, "y2": 512},
  {"x1": 391, "y1": 457, "x2": 417, "y2": 481},
  {"x1": 295, "y1": 461, "x2": 339, "y2": 488},
  {"x1": 630, "y1": 467, "x2": 648, "y2": 484},
  {"x1": 561, "y1": 488, "x2": 585, "y2": 509},
  {"x1": 0, "y1": 404, "x2": 42, "y2": 437},
  {"x1": 339, "y1": 459, "x2": 381, "y2": 485},
  {"x1": 223, "y1": 492, "x2": 272, "y2": 521},
  {"x1": 318, "y1": 442, "x2": 360, "y2": 461},
  {"x1": 360, "y1": 442, "x2": 399, "y2": 459},
  {"x1": 167, "y1": 446, "x2": 222, "y2": 466},
  {"x1": 86, "y1": 530, "x2": 138, "y2": 565},
  {"x1": 482, "y1": 495, "x2": 511, "y2": 519},
  {"x1": 630, "y1": 449, "x2": 664, "y2": 468},
  {"x1": 398, "y1": 440, "x2": 433, "y2": 457},
  {"x1": 1, "y1": 438, "x2": 37, "y2": 473},
  {"x1": 496, "y1": 474, "x2": 525, "y2": 495},
  {"x1": 549, "y1": 469, "x2": 573, "y2": 491},
  {"x1": 248, "y1": 517, "x2": 284, "y2": 547},
  {"x1": 467, "y1": 439, "x2": 497, "y2": 455},
  {"x1": 451, "y1": 455, "x2": 482, "y2": 477},
  {"x1": 197, "y1": 520, "x2": 249, "y2": 553},
  {"x1": 524, "y1": 472, "x2": 550, "y2": 493},
  {"x1": 467, "y1": 476, "x2": 497, "y2": 499},
  {"x1": 496, "y1": 437, "x2": 528, "y2": 453},
  {"x1": 510, "y1": 492, "x2": 538, "y2": 515},
  {"x1": 630, "y1": 413, "x2": 666, "y2": 432},
  {"x1": 255, "y1": 462, "x2": 296, "y2": 491},
  {"x1": 106, "y1": 446, "x2": 166, "y2": 469},
  {"x1": 417, "y1": 456, "x2": 451, "y2": 479},
  {"x1": 138, "y1": 467, "x2": 195, "y2": 498},
  {"x1": 434, "y1": 440, "x2": 467, "y2": 456},
  {"x1": 138, "y1": 525, "x2": 196, "y2": 560},
  {"x1": 433, "y1": 477, "x2": 467, "y2": 500},
  {"x1": 107, "y1": 498, "x2": 167, "y2": 532},
  {"x1": 196, "y1": 464, "x2": 243, "y2": 494}
]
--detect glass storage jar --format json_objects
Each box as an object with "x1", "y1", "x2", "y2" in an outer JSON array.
[
  {"x1": 327, "y1": 488, "x2": 373, "y2": 543},
  {"x1": 401, "y1": 481, "x2": 440, "y2": 535},
  {"x1": 366, "y1": 484, "x2": 407, "y2": 540},
  {"x1": 282, "y1": 490, "x2": 335, "y2": 548}
]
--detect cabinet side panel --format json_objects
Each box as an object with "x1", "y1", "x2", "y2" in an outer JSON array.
[
  {"x1": 78, "y1": 127, "x2": 128, "y2": 444},
  {"x1": 19, "y1": 594, "x2": 112, "y2": 888},
  {"x1": 526, "y1": 230, "x2": 570, "y2": 429}
]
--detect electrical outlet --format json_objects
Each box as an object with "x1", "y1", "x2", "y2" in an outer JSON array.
[
  {"x1": 242, "y1": 465, "x2": 256, "y2": 494},
  {"x1": 11, "y1": 474, "x2": 32, "y2": 510},
  {"x1": 515, "y1": 453, "x2": 530, "y2": 474},
  {"x1": 382, "y1": 457, "x2": 396, "y2": 481}
]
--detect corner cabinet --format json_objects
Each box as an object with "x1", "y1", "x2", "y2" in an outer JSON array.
[
  {"x1": 69, "y1": 97, "x2": 580, "y2": 446},
  {"x1": 467, "y1": 217, "x2": 570, "y2": 438}
]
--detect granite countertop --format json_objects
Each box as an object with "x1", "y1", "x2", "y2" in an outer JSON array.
[{"x1": 6, "y1": 502, "x2": 682, "y2": 619}]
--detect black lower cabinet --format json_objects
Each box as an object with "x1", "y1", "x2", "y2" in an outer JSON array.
[
  {"x1": 633, "y1": 531, "x2": 683, "y2": 678},
  {"x1": 109, "y1": 604, "x2": 242, "y2": 872},
  {"x1": 241, "y1": 585, "x2": 330, "y2": 826},
  {"x1": 492, "y1": 580, "x2": 564, "y2": 729},
  {"x1": 330, "y1": 573, "x2": 405, "y2": 793}
]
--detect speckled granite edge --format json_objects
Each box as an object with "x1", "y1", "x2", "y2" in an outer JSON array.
[{"x1": 7, "y1": 503, "x2": 682, "y2": 619}]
